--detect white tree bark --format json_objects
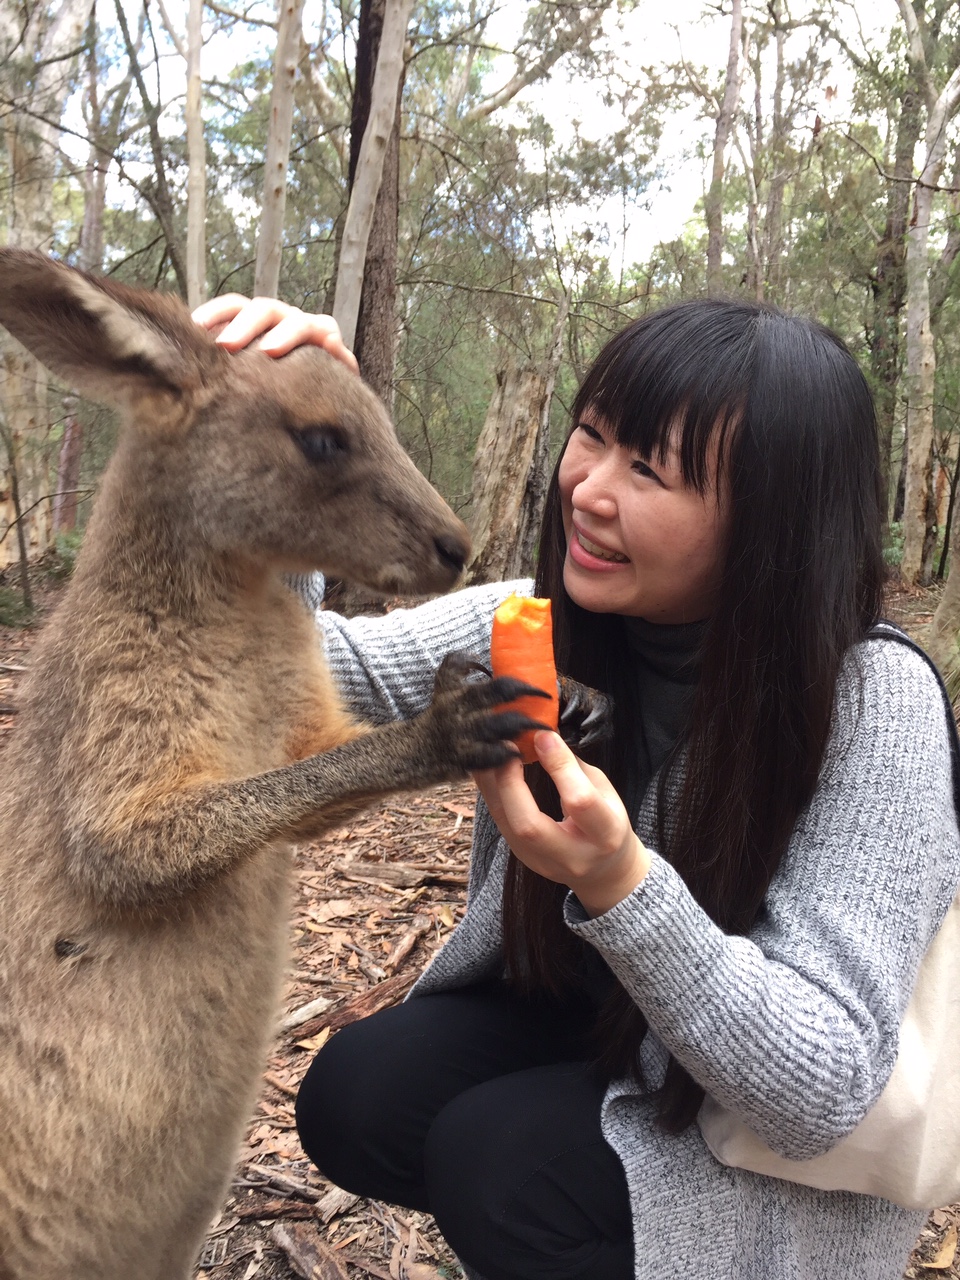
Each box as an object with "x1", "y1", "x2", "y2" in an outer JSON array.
[
  {"x1": 705, "y1": 0, "x2": 742, "y2": 297},
  {"x1": 0, "y1": 0, "x2": 94, "y2": 568},
  {"x1": 185, "y1": 0, "x2": 207, "y2": 308},
  {"x1": 300, "y1": 35, "x2": 348, "y2": 166},
  {"x1": 332, "y1": 0, "x2": 414, "y2": 351},
  {"x1": 896, "y1": 0, "x2": 960, "y2": 584},
  {"x1": 254, "y1": 0, "x2": 305, "y2": 299}
]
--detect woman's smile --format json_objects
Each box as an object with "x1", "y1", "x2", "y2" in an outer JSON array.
[{"x1": 570, "y1": 522, "x2": 630, "y2": 567}]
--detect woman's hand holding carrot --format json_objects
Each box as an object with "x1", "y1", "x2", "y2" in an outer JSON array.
[{"x1": 474, "y1": 731, "x2": 650, "y2": 919}]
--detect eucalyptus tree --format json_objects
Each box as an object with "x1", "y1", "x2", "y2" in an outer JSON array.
[
  {"x1": 895, "y1": 0, "x2": 960, "y2": 586},
  {"x1": 0, "y1": 0, "x2": 93, "y2": 569},
  {"x1": 254, "y1": 0, "x2": 305, "y2": 298}
]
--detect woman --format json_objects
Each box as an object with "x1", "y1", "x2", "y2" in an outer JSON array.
[{"x1": 195, "y1": 295, "x2": 960, "y2": 1280}]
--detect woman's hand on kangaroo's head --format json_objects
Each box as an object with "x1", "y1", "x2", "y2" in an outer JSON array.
[{"x1": 192, "y1": 294, "x2": 359, "y2": 374}]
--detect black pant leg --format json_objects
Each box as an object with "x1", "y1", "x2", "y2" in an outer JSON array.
[
  {"x1": 294, "y1": 982, "x2": 594, "y2": 1212},
  {"x1": 424, "y1": 1062, "x2": 634, "y2": 1280}
]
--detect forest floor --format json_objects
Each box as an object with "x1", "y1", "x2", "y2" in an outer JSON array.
[{"x1": 0, "y1": 579, "x2": 957, "y2": 1280}]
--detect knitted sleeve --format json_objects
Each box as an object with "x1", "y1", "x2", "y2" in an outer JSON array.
[
  {"x1": 314, "y1": 580, "x2": 532, "y2": 723},
  {"x1": 566, "y1": 640, "x2": 960, "y2": 1160}
]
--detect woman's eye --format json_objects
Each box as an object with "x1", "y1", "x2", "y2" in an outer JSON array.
[
  {"x1": 633, "y1": 459, "x2": 662, "y2": 483},
  {"x1": 578, "y1": 421, "x2": 604, "y2": 443}
]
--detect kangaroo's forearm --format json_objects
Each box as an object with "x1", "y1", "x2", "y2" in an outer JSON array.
[{"x1": 65, "y1": 720, "x2": 457, "y2": 912}]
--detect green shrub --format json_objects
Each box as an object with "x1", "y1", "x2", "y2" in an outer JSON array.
[
  {"x1": 0, "y1": 586, "x2": 34, "y2": 627},
  {"x1": 47, "y1": 529, "x2": 84, "y2": 581},
  {"x1": 883, "y1": 522, "x2": 904, "y2": 569}
]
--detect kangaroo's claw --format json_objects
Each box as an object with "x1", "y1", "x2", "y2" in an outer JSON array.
[{"x1": 557, "y1": 675, "x2": 614, "y2": 748}]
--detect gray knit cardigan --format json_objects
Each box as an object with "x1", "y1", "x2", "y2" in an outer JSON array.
[{"x1": 314, "y1": 580, "x2": 960, "y2": 1280}]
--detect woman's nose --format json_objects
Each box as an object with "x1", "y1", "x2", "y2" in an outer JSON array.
[{"x1": 572, "y1": 463, "x2": 618, "y2": 518}]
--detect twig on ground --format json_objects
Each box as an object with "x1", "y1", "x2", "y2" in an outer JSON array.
[{"x1": 280, "y1": 996, "x2": 335, "y2": 1032}]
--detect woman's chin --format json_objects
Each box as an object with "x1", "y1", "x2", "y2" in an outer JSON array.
[{"x1": 563, "y1": 558, "x2": 631, "y2": 615}]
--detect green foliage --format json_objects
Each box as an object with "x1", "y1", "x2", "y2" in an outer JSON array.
[
  {"x1": 46, "y1": 531, "x2": 84, "y2": 582},
  {"x1": 884, "y1": 523, "x2": 905, "y2": 570},
  {"x1": 0, "y1": 587, "x2": 34, "y2": 628}
]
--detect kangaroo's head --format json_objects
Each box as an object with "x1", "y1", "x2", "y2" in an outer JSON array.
[{"x1": 0, "y1": 250, "x2": 470, "y2": 595}]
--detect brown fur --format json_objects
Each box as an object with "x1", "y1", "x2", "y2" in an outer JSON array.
[{"x1": 0, "y1": 251, "x2": 529, "y2": 1280}]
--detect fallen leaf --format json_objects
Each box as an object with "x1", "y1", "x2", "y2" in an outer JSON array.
[
  {"x1": 296, "y1": 1027, "x2": 331, "y2": 1052},
  {"x1": 441, "y1": 802, "x2": 475, "y2": 819},
  {"x1": 310, "y1": 900, "x2": 358, "y2": 924},
  {"x1": 925, "y1": 1224, "x2": 958, "y2": 1271}
]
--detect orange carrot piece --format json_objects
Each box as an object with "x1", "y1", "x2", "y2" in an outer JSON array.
[{"x1": 490, "y1": 594, "x2": 559, "y2": 764}]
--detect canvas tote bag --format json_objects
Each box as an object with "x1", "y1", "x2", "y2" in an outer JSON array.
[{"x1": 698, "y1": 626, "x2": 960, "y2": 1210}]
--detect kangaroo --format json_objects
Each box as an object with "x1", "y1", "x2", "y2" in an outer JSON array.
[{"x1": 0, "y1": 250, "x2": 539, "y2": 1280}]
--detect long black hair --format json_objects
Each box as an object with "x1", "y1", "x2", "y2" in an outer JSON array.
[{"x1": 502, "y1": 298, "x2": 886, "y2": 1131}]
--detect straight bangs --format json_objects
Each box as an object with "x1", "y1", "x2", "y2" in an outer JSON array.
[{"x1": 571, "y1": 301, "x2": 762, "y2": 494}]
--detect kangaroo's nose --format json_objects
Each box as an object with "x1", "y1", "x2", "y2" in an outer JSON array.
[{"x1": 435, "y1": 532, "x2": 469, "y2": 575}]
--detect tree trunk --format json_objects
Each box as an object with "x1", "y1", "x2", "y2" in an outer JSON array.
[
  {"x1": 349, "y1": 0, "x2": 405, "y2": 406},
  {"x1": 185, "y1": 0, "x2": 206, "y2": 308},
  {"x1": 705, "y1": 0, "x2": 741, "y2": 298},
  {"x1": 466, "y1": 349, "x2": 560, "y2": 585},
  {"x1": 929, "y1": 502, "x2": 960, "y2": 700},
  {"x1": 333, "y1": 0, "x2": 414, "y2": 351},
  {"x1": 871, "y1": 86, "x2": 921, "y2": 516},
  {"x1": 514, "y1": 293, "x2": 570, "y2": 575},
  {"x1": 901, "y1": 179, "x2": 938, "y2": 586},
  {"x1": 0, "y1": 0, "x2": 93, "y2": 569},
  {"x1": 51, "y1": 398, "x2": 83, "y2": 535},
  {"x1": 254, "y1": 0, "x2": 305, "y2": 298},
  {"x1": 79, "y1": 9, "x2": 105, "y2": 273},
  {"x1": 898, "y1": 45, "x2": 960, "y2": 583},
  {"x1": 762, "y1": 6, "x2": 789, "y2": 298}
]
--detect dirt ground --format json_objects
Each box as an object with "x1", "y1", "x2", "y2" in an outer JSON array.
[{"x1": 0, "y1": 579, "x2": 957, "y2": 1280}]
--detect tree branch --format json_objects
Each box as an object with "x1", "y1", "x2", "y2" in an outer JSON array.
[
  {"x1": 838, "y1": 126, "x2": 960, "y2": 194},
  {"x1": 463, "y1": 3, "x2": 608, "y2": 123}
]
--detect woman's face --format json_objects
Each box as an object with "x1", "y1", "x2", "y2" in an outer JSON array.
[{"x1": 557, "y1": 410, "x2": 730, "y2": 623}]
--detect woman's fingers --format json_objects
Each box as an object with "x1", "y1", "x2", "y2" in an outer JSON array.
[
  {"x1": 473, "y1": 754, "x2": 542, "y2": 836},
  {"x1": 191, "y1": 293, "x2": 251, "y2": 330},
  {"x1": 532, "y1": 732, "x2": 620, "y2": 841},
  {"x1": 191, "y1": 295, "x2": 360, "y2": 374},
  {"x1": 475, "y1": 731, "x2": 650, "y2": 914}
]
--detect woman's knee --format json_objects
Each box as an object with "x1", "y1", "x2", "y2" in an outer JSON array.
[
  {"x1": 423, "y1": 1065, "x2": 633, "y2": 1280},
  {"x1": 295, "y1": 991, "x2": 516, "y2": 1206},
  {"x1": 295, "y1": 1016, "x2": 389, "y2": 1191}
]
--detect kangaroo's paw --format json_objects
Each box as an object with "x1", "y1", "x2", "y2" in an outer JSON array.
[{"x1": 416, "y1": 650, "x2": 551, "y2": 773}]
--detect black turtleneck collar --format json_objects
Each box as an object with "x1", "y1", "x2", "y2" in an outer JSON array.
[{"x1": 620, "y1": 615, "x2": 707, "y2": 818}]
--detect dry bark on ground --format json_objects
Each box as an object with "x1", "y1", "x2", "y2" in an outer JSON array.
[{"x1": 0, "y1": 580, "x2": 956, "y2": 1280}]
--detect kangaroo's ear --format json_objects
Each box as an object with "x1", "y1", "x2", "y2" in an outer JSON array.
[{"x1": 0, "y1": 249, "x2": 227, "y2": 407}]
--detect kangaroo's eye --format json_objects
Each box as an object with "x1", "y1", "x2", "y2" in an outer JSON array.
[{"x1": 291, "y1": 425, "x2": 347, "y2": 464}]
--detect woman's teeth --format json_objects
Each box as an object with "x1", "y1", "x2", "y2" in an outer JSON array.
[{"x1": 577, "y1": 532, "x2": 628, "y2": 563}]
